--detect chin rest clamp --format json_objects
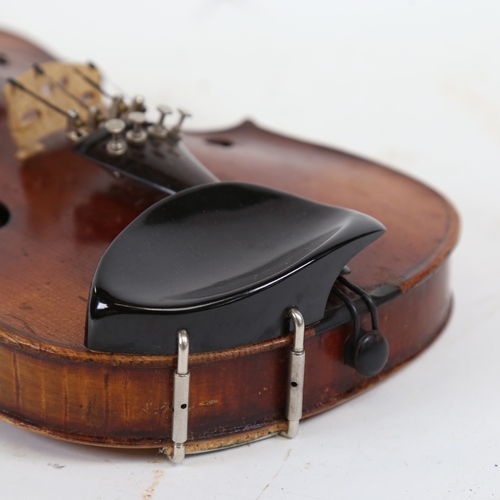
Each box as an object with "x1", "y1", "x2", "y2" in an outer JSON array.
[
  {"x1": 281, "y1": 308, "x2": 306, "y2": 439},
  {"x1": 160, "y1": 329, "x2": 191, "y2": 464}
]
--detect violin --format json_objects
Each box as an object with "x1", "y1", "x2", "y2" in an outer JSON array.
[{"x1": 0, "y1": 29, "x2": 459, "y2": 463}]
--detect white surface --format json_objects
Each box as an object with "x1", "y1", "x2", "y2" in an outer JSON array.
[{"x1": 1, "y1": 2, "x2": 500, "y2": 499}]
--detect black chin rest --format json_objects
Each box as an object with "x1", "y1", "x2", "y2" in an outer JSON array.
[{"x1": 86, "y1": 182, "x2": 385, "y2": 355}]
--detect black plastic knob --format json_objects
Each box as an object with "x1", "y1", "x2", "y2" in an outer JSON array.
[{"x1": 353, "y1": 330, "x2": 389, "y2": 377}]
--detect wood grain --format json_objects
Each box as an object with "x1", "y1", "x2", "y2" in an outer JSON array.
[{"x1": 0, "y1": 30, "x2": 459, "y2": 452}]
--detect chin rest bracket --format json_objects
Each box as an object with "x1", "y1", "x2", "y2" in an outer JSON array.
[
  {"x1": 281, "y1": 308, "x2": 306, "y2": 439},
  {"x1": 161, "y1": 329, "x2": 191, "y2": 464},
  {"x1": 162, "y1": 307, "x2": 306, "y2": 463}
]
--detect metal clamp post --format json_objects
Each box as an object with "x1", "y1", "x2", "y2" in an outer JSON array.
[
  {"x1": 281, "y1": 308, "x2": 305, "y2": 438},
  {"x1": 168, "y1": 329, "x2": 190, "y2": 463}
]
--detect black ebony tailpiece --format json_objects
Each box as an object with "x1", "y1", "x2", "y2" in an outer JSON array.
[
  {"x1": 74, "y1": 124, "x2": 218, "y2": 195},
  {"x1": 85, "y1": 182, "x2": 385, "y2": 355}
]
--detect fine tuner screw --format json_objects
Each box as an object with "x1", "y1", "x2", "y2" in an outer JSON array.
[
  {"x1": 105, "y1": 118, "x2": 127, "y2": 156},
  {"x1": 129, "y1": 94, "x2": 146, "y2": 113},
  {"x1": 126, "y1": 111, "x2": 147, "y2": 145},
  {"x1": 157, "y1": 104, "x2": 172, "y2": 125},
  {"x1": 86, "y1": 104, "x2": 102, "y2": 132},
  {"x1": 108, "y1": 95, "x2": 125, "y2": 119},
  {"x1": 167, "y1": 109, "x2": 192, "y2": 143},
  {"x1": 147, "y1": 104, "x2": 172, "y2": 138},
  {"x1": 175, "y1": 109, "x2": 191, "y2": 130},
  {"x1": 172, "y1": 109, "x2": 192, "y2": 133},
  {"x1": 66, "y1": 109, "x2": 88, "y2": 142}
]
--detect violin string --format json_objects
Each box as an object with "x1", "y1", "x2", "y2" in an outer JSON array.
[
  {"x1": 6, "y1": 78, "x2": 72, "y2": 117},
  {"x1": 72, "y1": 66, "x2": 112, "y2": 98},
  {"x1": 32, "y1": 63, "x2": 89, "y2": 110},
  {"x1": 1, "y1": 53, "x2": 127, "y2": 106},
  {"x1": 2, "y1": 55, "x2": 129, "y2": 118},
  {"x1": 87, "y1": 61, "x2": 129, "y2": 100},
  {"x1": 0, "y1": 53, "x2": 40, "y2": 69}
]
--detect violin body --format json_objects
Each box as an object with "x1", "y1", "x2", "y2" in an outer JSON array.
[{"x1": 0, "y1": 30, "x2": 458, "y2": 454}]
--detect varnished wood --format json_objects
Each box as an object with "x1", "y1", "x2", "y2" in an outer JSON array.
[{"x1": 0, "y1": 30, "x2": 459, "y2": 452}]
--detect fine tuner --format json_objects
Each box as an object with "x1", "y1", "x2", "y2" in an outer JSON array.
[
  {"x1": 104, "y1": 105, "x2": 192, "y2": 153},
  {"x1": 72, "y1": 92, "x2": 191, "y2": 148},
  {"x1": 105, "y1": 107, "x2": 190, "y2": 155},
  {"x1": 148, "y1": 104, "x2": 172, "y2": 138},
  {"x1": 105, "y1": 118, "x2": 127, "y2": 156},
  {"x1": 2, "y1": 60, "x2": 195, "y2": 177},
  {"x1": 125, "y1": 111, "x2": 147, "y2": 145},
  {"x1": 77, "y1": 97, "x2": 191, "y2": 148},
  {"x1": 2, "y1": 60, "x2": 216, "y2": 194}
]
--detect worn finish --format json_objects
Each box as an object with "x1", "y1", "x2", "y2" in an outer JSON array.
[{"x1": 0, "y1": 30, "x2": 459, "y2": 452}]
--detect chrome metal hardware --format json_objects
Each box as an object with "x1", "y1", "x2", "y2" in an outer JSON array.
[
  {"x1": 281, "y1": 307, "x2": 305, "y2": 439},
  {"x1": 126, "y1": 111, "x2": 147, "y2": 145},
  {"x1": 168, "y1": 329, "x2": 191, "y2": 463},
  {"x1": 108, "y1": 94, "x2": 124, "y2": 119},
  {"x1": 86, "y1": 104, "x2": 101, "y2": 132},
  {"x1": 167, "y1": 108, "x2": 191, "y2": 144},
  {"x1": 66, "y1": 109, "x2": 87, "y2": 142},
  {"x1": 148, "y1": 104, "x2": 171, "y2": 138},
  {"x1": 105, "y1": 118, "x2": 127, "y2": 156},
  {"x1": 129, "y1": 94, "x2": 146, "y2": 113}
]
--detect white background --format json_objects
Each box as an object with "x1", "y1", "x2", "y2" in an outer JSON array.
[{"x1": 1, "y1": 2, "x2": 500, "y2": 499}]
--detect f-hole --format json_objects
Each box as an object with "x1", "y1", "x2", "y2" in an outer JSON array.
[
  {"x1": 0, "y1": 203, "x2": 10, "y2": 227},
  {"x1": 206, "y1": 138, "x2": 233, "y2": 147}
]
